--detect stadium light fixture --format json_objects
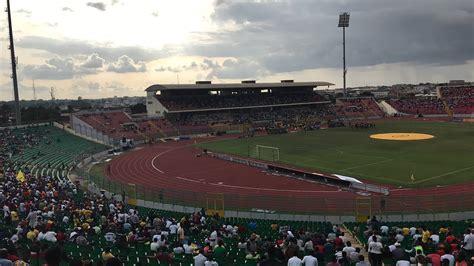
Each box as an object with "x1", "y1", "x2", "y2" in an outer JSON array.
[{"x1": 338, "y1": 12, "x2": 350, "y2": 97}]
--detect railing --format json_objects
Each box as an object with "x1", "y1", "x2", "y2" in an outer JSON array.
[{"x1": 81, "y1": 168, "x2": 474, "y2": 219}]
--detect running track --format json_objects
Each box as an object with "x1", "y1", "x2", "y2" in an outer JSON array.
[{"x1": 106, "y1": 136, "x2": 474, "y2": 215}]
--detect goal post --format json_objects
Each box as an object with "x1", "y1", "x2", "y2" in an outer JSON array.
[{"x1": 255, "y1": 145, "x2": 280, "y2": 162}]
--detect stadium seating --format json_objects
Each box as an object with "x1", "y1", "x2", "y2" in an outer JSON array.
[
  {"x1": 440, "y1": 86, "x2": 474, "y2": 114},
  {"x1": 1, "y1": 124, "x2": 474, "y2": 266},
  {"x1": 157, "y1": 92, "x2": 326, "y2": 111},
  {"x1": 338, "y1": 98, "x2": 385, "y2": 119}
]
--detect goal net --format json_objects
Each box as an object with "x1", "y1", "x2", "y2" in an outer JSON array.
[{"x1": 255, "y1": 145, "x2": 280, "y2": 162}]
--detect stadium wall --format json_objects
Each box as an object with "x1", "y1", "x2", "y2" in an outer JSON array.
[
  {"x1": 146, "y1": 91, "x2": 168, "y2": 118},
  {"x1": 84, "y1": 176, "x2": 474, "y2": 223},
  {"x1": 70, "y1": 115, "x2": 115, "y2": 146}
]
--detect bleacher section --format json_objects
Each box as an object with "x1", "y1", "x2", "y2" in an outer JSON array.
[
  {"x1": 389, "y1": 98, "x2": 445, "y2": 115},
  {"x1": 440, "y1": 86, "x2": 474, "y2": 114},
  {"x1": 338, "y1": 98, "x2": 385, "y2": 119},
  {"x1": 158, "y1": 92, "x2": 326, "y2": 111},
  {"x1": 2, "y1": 125, "x2": 107, "y2": 179},
  {"x1": 388, "y1": 86, "x2": 474, "y2": 116}
]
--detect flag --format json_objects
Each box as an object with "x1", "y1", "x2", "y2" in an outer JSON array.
[
  {"x1": 410, "y1": 173, "x2": 415, "y2": 182},
  {"x1": 16, "y1": 170, "x2": 26, "y2": 183}
]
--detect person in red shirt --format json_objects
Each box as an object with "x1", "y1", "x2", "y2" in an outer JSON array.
[
  {"x1": 427, "y1": 253, "x2": 441, "y2": 266},
  {"x1": 446, "y1": 233, "x2": 457, "y2": 244}
]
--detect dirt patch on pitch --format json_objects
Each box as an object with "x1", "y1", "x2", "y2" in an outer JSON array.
[{"x1": 370, "y1": 133, "x2": 434, "y2": 141}]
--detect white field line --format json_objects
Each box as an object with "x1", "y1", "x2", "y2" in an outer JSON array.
[
  {"x1": 340, "y1": 159, "x2": 394, "y2": 171},
  {"x1": 412, "y1": 165, "x2": 474, "y2": 184}
]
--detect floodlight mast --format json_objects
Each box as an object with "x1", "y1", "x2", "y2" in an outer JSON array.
[
  {"x1": 338, "y1": 12, "x2": 350, "y2": 98},
  {"x1": 6, "y1": 0, "x2": 21, "y2": 125}
]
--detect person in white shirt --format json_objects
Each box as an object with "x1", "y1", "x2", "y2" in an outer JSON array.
[
  {"x1": 355, "y1": 255, "x2": 371, "y2": 266},
  {"x1": 380, "y1": 225, "x2": 389, "y2": 235},
  {"x1": 409, "y1": 227, "x2": 417, "y2": 236},
  {"x1": 440, "y1": 253, "x2": 455, "y2": 266},
  {"x1": 288, "y1": 255, "x2": 303, "y2": 266},
  {"x1": 194, "y1": 252, "x2": 207, "y2": 266},
  {"x1": 395, "y1": 260, "x2": 410, "y2": 266},
  {"x1": 44, "y1": 231, "x2": 57, "y2": 242},
  {"x1": 169, "y1": 223, "x2": 178, "y2": 235},
  {"x1": 343, "y1": 242, "x2": 356, "y2": 257},
  {"x1": 430, "y1": 234, "x2": 440, "y2": 244},
  {"x1": 368, "y1": 236, "x2": 383, "y2": 266},
  {"x1": 204, "y1": 258, "x2": 218, "y2": 266},
  {"x1": 150, "y1": 238, "x2": 159, "y2": 252},
  {"x1": 462, "y1": 229, "x2": 474, "y2": 255},
  {"x1": 105, "y1": 232, "x2": 116, "y2": 243},
  {"x1": 302, "y1": 251, "x2": 318, "y2": 266},
  {"x1": 395, "y1": 233, "x2": 404, "y2": 243},
  {"x1": 37, "y1": 230, "x2": 46, "y2": 241}
]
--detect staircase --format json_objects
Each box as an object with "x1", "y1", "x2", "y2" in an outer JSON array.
[
  {"x1": 442, "y1": 100, "x2": 453, "y2": 117},
  {"x1": 148, "y1": 120, "x2": 166, "y2": 137}
]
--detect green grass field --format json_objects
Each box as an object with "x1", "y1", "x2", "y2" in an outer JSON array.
[{"x1": 197, "y1": 121, "x2": 474, "y2": 187}]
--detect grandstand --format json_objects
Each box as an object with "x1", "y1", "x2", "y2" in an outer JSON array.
[
  {"x1": 1, "y1": 124, "x2": 107, "y2": 179},
  {"x1": 387, "y1": 86, "x2": 474, "y2": 116}
]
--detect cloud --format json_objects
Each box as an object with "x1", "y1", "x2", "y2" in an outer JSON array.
[
  {"x1": 184, "y1": 0, "x2": 474, "y2": 75},
  {"x1": 62, "y1": 7, "x2": 74, "y2": 12},
  {"x1": 17, "y1": 9, "x2": 32, "y2": 17},
  {"x1": 16, "y1": 36, "x2": 167, "y2": 62},
  {"x1": 111, "y1": 0, "x2": 120, "y2": 6},
  {"x1": 81, "y1": 53, "x2": 105, "y2": 68},
  {"x1": 107, "y1": 55, "x2": 147, "y2": 73},
  {"x1": 151, "y1": 12, "x2": 159, "y2": 17},
  {"x1": 154, "y1": 61, "x2": 199, "y2": 73},
  {"x1": 86, "y1": 2, "x2": 106, "y2": 11},
  {"x1": 22, "y1": 57, "x2": 76, "y2": 80},
  {"x1": 206, "y1": 58, "x2": 268, "y2": 79},
  {"x1": 21, "y1": 55, "x2": 105, "y2": 80}
]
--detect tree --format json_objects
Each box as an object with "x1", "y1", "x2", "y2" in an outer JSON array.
[{"x1": 130, "y1": 103, "x2": 147, "y2": 114}]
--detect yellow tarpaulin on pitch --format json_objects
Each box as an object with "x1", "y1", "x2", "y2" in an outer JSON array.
[{"x1": 16, "y1": 170, "x2": 26, "y2": 183}]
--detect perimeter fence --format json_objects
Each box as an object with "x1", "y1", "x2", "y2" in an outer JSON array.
[{"x1": 82, "y1": 169, "x2": 474, "y2": 217}]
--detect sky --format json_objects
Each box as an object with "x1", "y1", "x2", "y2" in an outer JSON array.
[{"x1": 0, "y1": 0, "x2": 473, "y2": 101}]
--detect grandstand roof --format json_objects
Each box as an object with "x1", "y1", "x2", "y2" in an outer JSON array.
[{"x1": 145, "y1": 81, "x2": 334, "y2": 92}]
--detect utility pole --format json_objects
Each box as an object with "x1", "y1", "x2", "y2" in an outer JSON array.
[{"x1": 6, "y1": 0, "x2": 21, "y2": 124}]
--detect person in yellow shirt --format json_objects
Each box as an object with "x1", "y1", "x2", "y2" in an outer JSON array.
[
  {"x1": 421, "y1": 226, "x2": 431, "y2": 243},
  {"x1": 439, "y1": 225, "x2": 448, "y2": 235},
  {"x1": 402, "y1": 227, "x2": 410, "y2": 236},
  {"x1": 11, "y1": 211, "x2": 18, "y2": 223},
  {"x1": 26, "y1": 229, "x2": 36, "y2": 241}
]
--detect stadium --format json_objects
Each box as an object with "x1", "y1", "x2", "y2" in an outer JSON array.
[
  {"x1": 11, "y1": 80, "x2": 467, "y2": 264},
  {"x1": 2, "y1": 83, "x2": 474, "y2": 265},
  {"x1": 1, "y1": 1, "x2": 474, "y2": 265}
]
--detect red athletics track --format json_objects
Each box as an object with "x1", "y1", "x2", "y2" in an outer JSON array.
[{"x1": 106, "y1": 136, "x2": 474, "y2": 214}]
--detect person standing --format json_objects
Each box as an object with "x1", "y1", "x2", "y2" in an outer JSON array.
[{"x1": 368, "y1": 236, "x2": 383, "y2": 266}]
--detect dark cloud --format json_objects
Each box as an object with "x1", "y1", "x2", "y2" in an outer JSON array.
[
  {"x1": 107, "y1": 55, "x2": 146, "y2": 73},
  {"x1": 16, "y1": 36, "x2": 167, "y2": 62},
  {"x1": 86, "y1": 2, "x2": 106, "y2": 11},
  {"x1": 62, "y1": 7, "x2": 74, "y2": 12},
  {"x1": 186, "y1": 0, "x2": 474, "y2": 75}
]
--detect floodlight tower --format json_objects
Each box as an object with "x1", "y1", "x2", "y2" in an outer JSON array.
[
  {"x1": 338, "y1": 12, "x2": 350, "y2": 97},
  {"x1": 6, "y1": 0, "x2": 21, "y2": 125}
]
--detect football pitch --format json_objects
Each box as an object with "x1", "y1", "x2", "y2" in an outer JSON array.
[{"x1": 197, "y1": 121, "x2": 474, "y2": 187}]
